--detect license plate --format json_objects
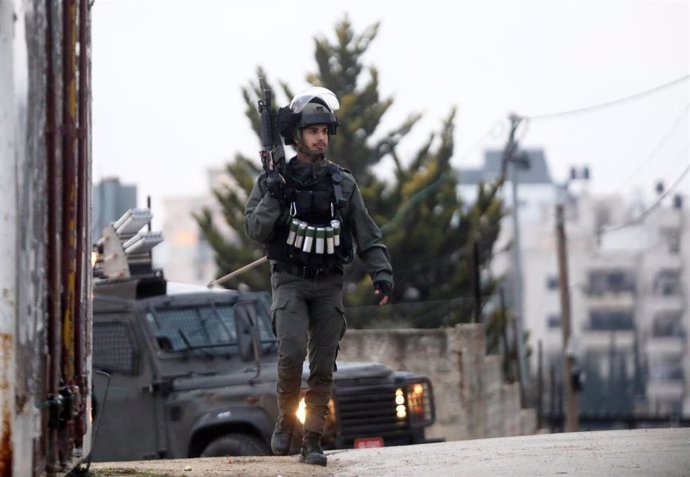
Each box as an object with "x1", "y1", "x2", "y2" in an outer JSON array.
[{"x1": 354, "y1": 437, "x2": 384, "y2": 448}]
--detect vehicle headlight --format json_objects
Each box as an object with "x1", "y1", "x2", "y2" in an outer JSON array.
[
  {"x1": 295, "y1": 395, "x2": 336, "y2": 425},
  {"x1": 405, "y1": 379, "x2": 434, "y2": 426},
  {"x1": 296, "y1": 397, "x2": 307, "y2": 424},
  {"x1": 395, "y1": 388, "x2": 407, "y2": 419}
]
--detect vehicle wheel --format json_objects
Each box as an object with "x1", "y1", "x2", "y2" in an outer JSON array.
[{"x1": 200, "y1": 433, "x2": 270, "y2": 457}]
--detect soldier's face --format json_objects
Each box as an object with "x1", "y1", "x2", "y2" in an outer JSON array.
[{"x1": 300, "y1": 124, "x2": 329, "y2": 153}]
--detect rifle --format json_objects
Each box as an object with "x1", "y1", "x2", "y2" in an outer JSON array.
[{"x1": 257, "y1": 77, "x2": 286, "y2": 173}]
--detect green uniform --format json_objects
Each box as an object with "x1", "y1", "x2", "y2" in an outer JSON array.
[{"x1": 245, "y1": 157, "x2": 393, "y2": 434}]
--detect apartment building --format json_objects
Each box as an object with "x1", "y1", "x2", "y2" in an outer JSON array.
[
  {"x1": 158, "y1": 167, "x2": 234, "y2": 285},
  {"x1": 459, "y1": 150, "x2": 689, "y2": 416},
  {"x1": 92, "y1": 177, "x2": 137, "y2": 239}
]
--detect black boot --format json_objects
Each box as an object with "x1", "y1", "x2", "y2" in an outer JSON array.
[
  {"x1": 271, "y1": 414, "x2": 295, "y2": 456},
  {"x1": 299, "y1": 431, "x2": 327, "y2": 466}
]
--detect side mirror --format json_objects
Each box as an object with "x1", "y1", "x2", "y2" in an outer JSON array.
[
  {"x1": 236, "y1": 305, "x2": 262, "y2": 362},
  {"x1": 156, "y1": 335, "x2": 174, "y2": 352}
]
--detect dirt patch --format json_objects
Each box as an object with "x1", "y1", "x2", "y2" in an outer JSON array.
[{"x1": 89, "y1": 454, "x2": 343, "y2": 477}]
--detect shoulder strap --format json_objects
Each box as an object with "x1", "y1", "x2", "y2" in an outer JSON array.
[{"x1": 327, "y1": 163, "x2": 346, "y2": 208}]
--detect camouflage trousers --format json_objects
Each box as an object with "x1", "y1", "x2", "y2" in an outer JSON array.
[{"x1": 270, "y1": 268, "x2": 347, "y2": 435}]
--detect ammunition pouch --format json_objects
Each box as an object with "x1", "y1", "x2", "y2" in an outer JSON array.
[{"x1": 266, "y1": 163, "x2": 353, "y2": 267}]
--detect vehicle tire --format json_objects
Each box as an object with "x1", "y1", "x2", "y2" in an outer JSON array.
[{"x1": 200, "y1": 433, "x2": 270, "y2": 457}]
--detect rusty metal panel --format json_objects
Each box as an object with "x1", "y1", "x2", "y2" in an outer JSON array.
[
  {"x1": 17, "y1": 0, "x2": 51, "y2": 474},
  {"x1": 0, "y1": 0, "x2": 92, "y2": 475},
  {"x1": 1, "y1": 1, "x2": 24, "y2": 475}
]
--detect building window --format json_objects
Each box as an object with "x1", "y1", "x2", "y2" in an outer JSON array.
[
  {"x1": 545, "y1": 275, "x2": 559, "y2": 290},
  {"x1": 660, "y1": 228, "x2": 681, "y2": 254},
  {"x1": 652, "y1": 311, "x2": 684, "y2": 338},
  {"x1": 594, "y1": 205, "x2": 611, "y2": 230},
  {"x1": 547, "y1": 314, "x2": 561, "y2": 329},
  {"x1": 649, "y1": 359, "x2": 684, "y2": 382},
  {"x1": 588, "y1": 310, "x2": 634, "y2": 331},
  {"x1": 587, "y1": 270, "x2": 635, "y2": 295},
  {"x1": 653, "y1": 270, "x2": 681, "y2": 296}
]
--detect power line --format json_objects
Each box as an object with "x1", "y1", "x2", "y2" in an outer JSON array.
[
  {"x1": 552, "y1": 104, "x2": 690, "y2": 231},
  {"x1": 606, "y1": 103, "x2": 690, "y2": 195},
  {"x1": 601, "y1": 147, "x2": 690, "y2": 233},
  {"x1": 525, "y1": 74, "x2": 690, "y2": 121}
]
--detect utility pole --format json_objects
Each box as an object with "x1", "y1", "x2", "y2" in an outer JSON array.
[
  {"x1": 502, "y1": 113, "x2": 529, "y2": 405},
  {"x1": 472, "y1": 241, "x2": 481, "y2": 323},
  {"x1": 555, "y1": 203, "x2": 579, "y2": 431}
]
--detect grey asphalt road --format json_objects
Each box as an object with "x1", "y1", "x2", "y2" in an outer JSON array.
[
  {"x1": 90, "y1": 427, "x2": 690, "y2": 477},
  {"x1": 329, "y1": 427, "x2": 690, "y2": 476}
]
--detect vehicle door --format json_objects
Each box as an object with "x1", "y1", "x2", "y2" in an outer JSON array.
[{"x1": 91, "y1": 297, "x2": 162, "y2": 461}]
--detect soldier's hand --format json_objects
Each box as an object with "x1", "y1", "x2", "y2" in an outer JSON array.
[
  {"x1": 374, "y1": 280, "x2": 393, "y2": 306},
  {"x1": 264, "y1": 171, "x2": 285, "y2": 199}
]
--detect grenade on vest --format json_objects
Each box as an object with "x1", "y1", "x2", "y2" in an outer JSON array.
[
  {"x1": 286, "y1": 219, "x2": 299, "y2": 246},
  {"x1": 330, "y1": 220, "x2": 341, "y2": 247},
  {"x1": 303, "y1": 226, "x2": 316, "y2": 253},
  {"x1": 315, "y1": 228, "x2": 326, "y2": 254},
  {"x1": 326, "y1": 227, "x2": 334, "y2": 254},
  {"x1": 294, "y1": 222, "x2": 307, "y2": 249}
]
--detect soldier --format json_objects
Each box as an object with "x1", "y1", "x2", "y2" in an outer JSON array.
[{"x1": 244, "y1": 87, "x2": 393, "y2": 466}]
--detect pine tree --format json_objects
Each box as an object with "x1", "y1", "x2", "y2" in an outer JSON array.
[
  {"x1": 344, "y1": 108, "x2": 504, "y2": 328},
  {"x1": 195, "y1": 153, "x2": 269, "y2": 290}
]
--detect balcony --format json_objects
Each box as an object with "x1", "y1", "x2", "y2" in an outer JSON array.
[
  {"x1": 646, "y1": 336, "x2": 685, "y2": 356},
  {"x1": 646, "y1": 359, "x2": 685, "y2": 400},
  {"x1": 582, "y1": 330, "x2": 636, "y2": 351},
  {"x1": 646, "y1": 381, "x2": 685, "y2": 402},
  {"x1": 584, "y1": 270, "x2": 636, "y2": 308},
  {"x1": 647, "y1": 365, "x2": 685, "y2": 401},
  {"x1": 646, "y1": 311, "x2": 685, "y2": 356},
  {"x1": 644, "y1": 296, "x2": 684, "y2": 316},
  {"x1": 582, "y1": 310, "x2": 636, "y2": 351},
  {"x1": 585, "y1": 292, "x2": 636, "y2": 308},
  {"x1": 650, "y1": 269, "x2": 684, "y2": 298},
  {"x1": 647, "y1": 253, "x2": 682, "y2": 271},
  {"x1": 585, "y1": 269, "x2": 636, "y2": 300}
]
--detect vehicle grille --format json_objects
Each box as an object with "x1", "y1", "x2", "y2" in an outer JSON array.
[{"x1": 333, "y1": 383, "x2": 408, "y2": 439}]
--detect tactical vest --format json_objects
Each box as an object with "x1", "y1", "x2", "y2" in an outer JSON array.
[{"x1": 266, "y1": 163, "x2": 353, "y2": 269}]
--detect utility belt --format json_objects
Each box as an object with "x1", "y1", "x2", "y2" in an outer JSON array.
[
  {"x1": 272, "y1": 262, "x2": 343, "y2": 279},
  {"x1": 285, "y1": 219, "x2": 341, "y2": 255}
]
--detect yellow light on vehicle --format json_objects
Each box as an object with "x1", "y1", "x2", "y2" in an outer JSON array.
[
  {"x1": 395, "y1": 393, "x2": 405, "y2": 405},
  {"x1": 296, "y1": 397, "x2": 307, "y2": 424},
  {"x1": 296, "y1": 396, "x2": 336, "y2": 425},
  {"x1": 395, "y1": 388, "x2": 407, "y2": 419},
  {"x1": 407, "y1": 382, "x2": 430, "y2": 421},
  {"x1": 327, "y1": 398, "x2": 336, "y2": 424}
]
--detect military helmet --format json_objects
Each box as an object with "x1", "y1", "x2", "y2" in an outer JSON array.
[
  {"x1": 296, "y1": 100, "x2": 338, "y2": 131},
  {"x1": 278, "y1": 87, "x2": 340, "y2": 145}
]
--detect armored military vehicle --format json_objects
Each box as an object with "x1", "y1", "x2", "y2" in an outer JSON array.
[{"x1": 90, "y1": 209, "x2": 436, "y2": 461}]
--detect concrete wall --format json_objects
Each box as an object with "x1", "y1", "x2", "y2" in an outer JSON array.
[{"x1": 338, "y1": 324, "x2": 537, "y2": 442}]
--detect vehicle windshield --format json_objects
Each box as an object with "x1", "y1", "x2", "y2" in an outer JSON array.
[{"x1": 145, "y1": 300, "x2": 275, "y2": 355}]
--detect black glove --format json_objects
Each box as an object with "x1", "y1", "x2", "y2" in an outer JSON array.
[
  {"x1": 374, "y1": 280, "x2": 393, "y2": 304},
  {"x1": 263, "y1": 171, "x2": 285, "y2": 199}
]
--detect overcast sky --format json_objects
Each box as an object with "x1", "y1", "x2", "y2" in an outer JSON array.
[{"x1": 91, "y1": 0, "x2": 689, "y2": 216}]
